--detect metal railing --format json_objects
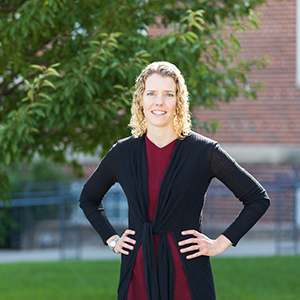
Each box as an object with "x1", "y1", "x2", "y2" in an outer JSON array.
[{"x1": 1, "y1": 167, "x2": 299, "y2": 257}]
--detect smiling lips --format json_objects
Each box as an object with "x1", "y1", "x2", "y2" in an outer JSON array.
[{"x1": 152, "y1": 110, "x2": 167, "y2": 115}]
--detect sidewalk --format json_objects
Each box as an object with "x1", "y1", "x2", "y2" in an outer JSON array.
[
  {"x1": 1, "y1": 239, "x2": 288, "y2": 264},
  {"x1": 0, "y1": 246, "x2": 119, "y2": 263}
]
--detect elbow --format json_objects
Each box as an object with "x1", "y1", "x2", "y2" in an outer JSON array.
[
  {"x1": 263, "y1": 190, "x2": 271, "y2": 210},
  {"x1": 255, "y1": 195, "x2": 271, "y2": 215},
  {"x1": 78, "y1": 187, "x2": 100, "y2": 216},
  {"x1": 78, "y1": 188, "x2": 87, "y2": 209},
  {"x1": 244, "y1": 192, "x2": 271, "y2": 215},
  {"x1": 261, "y1": 197, "x2": 271, "y2": 215}
]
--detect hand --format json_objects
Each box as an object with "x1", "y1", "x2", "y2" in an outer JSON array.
[
  {"x1": 178, "y1": 230, "x2": 232, "y2": 259},
  {"x1": 110, "y1": 229, "x2": 136, "y2": 255}
]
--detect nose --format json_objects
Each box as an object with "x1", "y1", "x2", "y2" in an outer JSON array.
[{"x1": 154, "y1": 94, "x2": 164, "y2": 105}]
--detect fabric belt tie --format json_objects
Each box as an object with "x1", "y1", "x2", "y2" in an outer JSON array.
[{"x1": 142, "y1": 222, "x2": 175, "y2": 300}]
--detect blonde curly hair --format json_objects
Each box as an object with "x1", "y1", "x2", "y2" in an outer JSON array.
[{"x1": 129, "y1": 61, "x2": 192, "y2": 139}]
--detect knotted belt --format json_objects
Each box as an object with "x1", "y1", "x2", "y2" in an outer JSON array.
[{"x1": 142, "y1": 222, "x2": 175, "y2": 300}]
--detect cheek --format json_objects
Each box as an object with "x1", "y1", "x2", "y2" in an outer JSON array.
[{"x1": 172, "y1": 99, "x2": 178, "y2": 110}]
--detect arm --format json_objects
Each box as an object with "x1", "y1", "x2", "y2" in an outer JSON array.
[
  {"x1": 210, "y1": 143, "x2": 271, "y2": 246},
  {"x1": 79, "y1": 144, "x2": 137, "y2": 254},
  {"x1": 79, "y1": 145, "x2": 118, "y2": 244},
  {"x1": 178, "y1": 142, "x2": 270, "y2": 258}
]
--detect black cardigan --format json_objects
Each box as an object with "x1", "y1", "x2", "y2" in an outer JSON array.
[{"x1": 79, "y1": 132, "x2": 270, "y2": 300}]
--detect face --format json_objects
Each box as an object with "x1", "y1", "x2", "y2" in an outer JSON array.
[{"x1": 141, "y1": 73, "x2": 177, "y2": 133}]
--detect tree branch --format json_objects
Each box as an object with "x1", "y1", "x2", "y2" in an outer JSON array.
[
  {"x1": 0, "y1": 7, "x2": 18, "y2": 12},
  {"x1": 0, "y1": 73, "x2": 36, "y2": 98}
]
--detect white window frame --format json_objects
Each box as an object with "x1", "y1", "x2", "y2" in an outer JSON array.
[{"x1": 296, "y1": 0, "x2": 300, "y2": 85}]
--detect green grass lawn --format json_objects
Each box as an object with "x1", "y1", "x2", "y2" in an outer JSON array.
[
  {"x1": 212, "y1": 256, "x2": 300, "y2": 300},
  {"x1": 0, "y1": 256, "x2": 299, "y2": 300}
]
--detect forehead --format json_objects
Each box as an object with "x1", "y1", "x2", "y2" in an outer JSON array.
[{"x1": 144, "y1": 74, "x2": 176, "y2": 91}]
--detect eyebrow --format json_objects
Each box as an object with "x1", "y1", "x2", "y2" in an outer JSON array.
[{"x1": 145, "y1": 89, "x2": 176, "y2": 92}]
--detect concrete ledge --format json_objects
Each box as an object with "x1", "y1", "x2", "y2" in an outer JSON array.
[
  {"x1": 0, "y1": 246, "x2": 120, "y2": 263},
  {"x1": 221, "y1": 144, "x2": 300, "y2": 164}
]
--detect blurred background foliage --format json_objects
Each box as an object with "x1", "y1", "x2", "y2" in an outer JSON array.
[
  {"x1": 8, "y1": 158, "x2": 73, "y2": 193},
  {"x1": 0, "y1": 0, "x2": 269, "y2": 201},
  {"x1": 0, "y1": 158, "x2": 72, "y2": 248}
]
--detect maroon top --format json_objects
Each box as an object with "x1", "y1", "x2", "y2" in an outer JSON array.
[{"x1": 127, "y1": 135, "x2": 191, "y2": 300}]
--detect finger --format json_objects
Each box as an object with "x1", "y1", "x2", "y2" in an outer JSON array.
[
  {"x1": 178, "y1": 238, "x2": 199, "y2": 246},
  {"x1": 115, "y1": 246, "x2": 129, "y2": 255},
  {"x1": 119, "y1": 242, "x2": 134, "y2": 251},
  {"x1": 181, "y1": 230, "x2": 203, "y2": 237},
  {"x1": 185, "y1": 251, "x2": 202, "y2": 259},
  {"x1": 116, "y1": 235, "x2": 136, "y2": 253},
  {"x1": 123, "y1": 236, "x2": 136, "y2": 245},
  {"x1": 124, "y1": 229, "x2": 136, "y2": 236},
  {"x1": 115, "y1": 241, "x2": 134, "y2": 255},
  {"x1": 180, "y1": 244, "x2": 200, "y2": 254},
  {"x1": 122, "y1": 238, "x2": 136, "y2": 245}
]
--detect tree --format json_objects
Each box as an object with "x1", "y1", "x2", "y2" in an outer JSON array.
[{"x1": 0, "y1": 0, "x2": 269, "y2": 201}]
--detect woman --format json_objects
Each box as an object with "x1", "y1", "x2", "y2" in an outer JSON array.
[{"x1": 79, "y1": 61, "x2": 270, "y2": 300}]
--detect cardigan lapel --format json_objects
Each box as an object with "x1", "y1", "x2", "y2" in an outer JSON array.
[
  {"x1": 131, "y1": 135, "x2": 149, "y2": 222},
  {"x1": 153, "y1": 137, "x2": 183, "y2": 228}
]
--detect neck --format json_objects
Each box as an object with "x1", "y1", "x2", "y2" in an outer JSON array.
[{"x1": 146, "y1": 128, "x2": 178, "y2": 148}]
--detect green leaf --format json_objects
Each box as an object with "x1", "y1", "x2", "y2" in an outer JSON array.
[
  {"x1": 113, "y1": 85, "x2": 125, "y2": 90},
  {"x1": 17, "y1": 125, "x2": 24, "y2": 138},
  {"x1": 30, "y1": 64, "x2": 44, "y2": 71},
  {"x1": 49, "y1": 63, "x2": 60, "y2": 68},
  {"x1": 185, "y1": 33, "x2": 196, "y2": 44},
  {"x1": 99, "y1": 109, "x2": 105, "y2": 120},
  {"x1": 66, "y1": 105, "x2": 72, "y2": 117},
  {"x1": 38, "y1": 93, "x2": 53, "y2": 101},
  {"x1": 31, "y1": 128, "x2": 39, "y2": 133},
  {"x1": 34, "y1": 109, "x2": 46, "y2": 118},
  {"x1": 54, "y1": 104, "x2": 60, "y2": 115},
  {"x1": 31, "y1": 102, "x2": 48, "y2": 108},
  {"x1": 45, "y1": 68, "x2": 61, "y2": 77},
  {"x1": 5, "y1": 152, "x2": 11, "y2": 165},
  {"x1": 24, "y1": 79, "x2": 32, "y2": 87},
  {"x1": 167, "y1": 37, "x2": 176, "y2": 44},
  {"x1": 83, "y1": 86, "x2": 93, "y2": 100},
  {"x1": 110, "y1": 32, "x2": 123, "y2": 38},
  {"x1": 41, "y1": 80, "x2": 56, "y2": 90},
  {"x1": 11, "y1": 142, "x2": 18, "y2": 154},
  {"x1": 186, "y1": 31, "x2": 199, "y2": 41},
  {"x1": 80, "y1": 115, "x2": 87, "y2": 127},
  {"x1": 93, "y1": 65, "x2": 103, "y2": 70},
  {"x1": 101, "y1": 66, "x2": 110, "y2": 78},
  {"x1": 90, "y1": 40, "x2": 101, "y2": 46},
  {"x1": 27, "y1": 89, "x2": 34, "y2": 101}
]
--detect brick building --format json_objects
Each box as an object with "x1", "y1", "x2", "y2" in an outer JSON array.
[{"x1": 193, "y1": 0, "x2": 300, "y2": 166}]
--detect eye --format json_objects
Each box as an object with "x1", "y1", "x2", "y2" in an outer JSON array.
[
  {"x1": 147, "y1": 92, "x2": 155, "y2": 96},
  {"x1": 166, "y1": 93, "x2": 174, "y2": 97}
]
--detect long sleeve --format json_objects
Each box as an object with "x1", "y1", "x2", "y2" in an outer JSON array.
[
  {"x1": 79, "y1": 145, "x2": 118, "y2": 244},
  {"x1": 210, "y1": 143, "x2": 270, "y2": 246}
]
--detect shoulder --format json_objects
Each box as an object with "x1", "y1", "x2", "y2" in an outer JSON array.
[
  {"x1": 183, "y1": 131, "x2": 218, "y2": 148},
  {"x1": 112, "y1": 135, "x2": 143, "y2": 152}
]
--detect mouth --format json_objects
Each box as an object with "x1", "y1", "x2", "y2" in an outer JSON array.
[{"x1": 151, "y1": 110, "x2": 167, "y2": 115}]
